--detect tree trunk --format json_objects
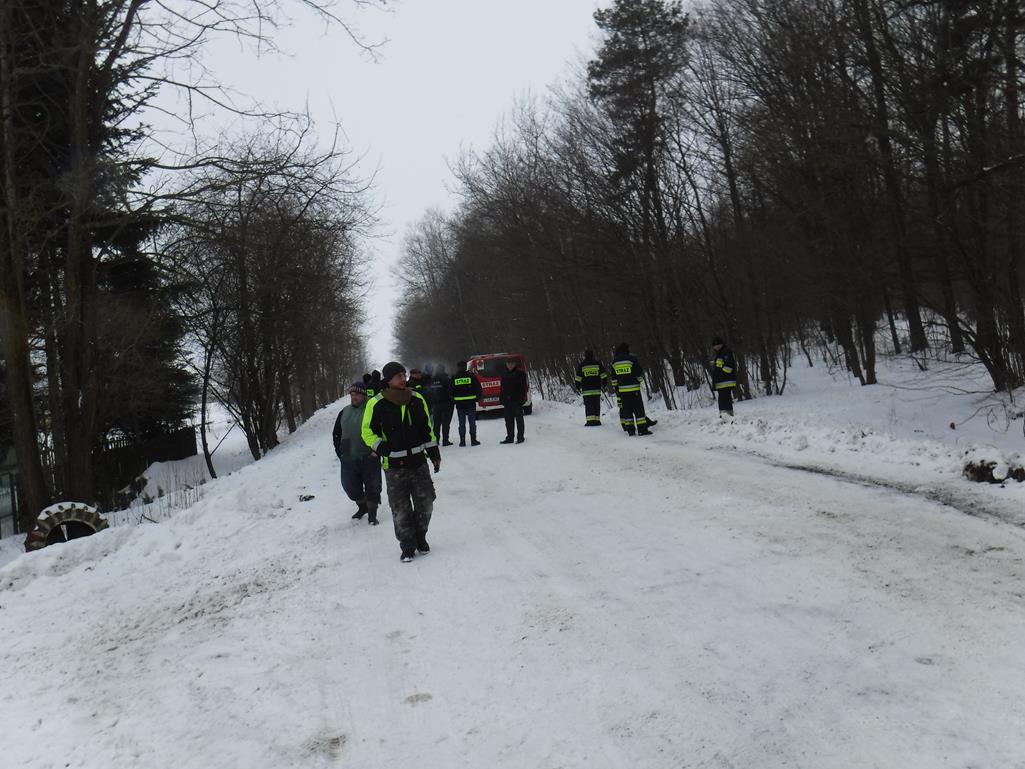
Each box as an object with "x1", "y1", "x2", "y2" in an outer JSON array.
[
  {"x1": 853, "y1": 0, "x2": 928, "y2": 352},
  {"x1": 200, "y1": 343, "x2": 217, "y2": 480},
  {"x1": 0, "y1": 21, "x2": 51, "y2": 534},
  {"x1": 1002, "y1": 0, "x2": 1025, "y2": 382},
  {"x1": 881, "y1": 285, "x2": 902, "y2": 354}
]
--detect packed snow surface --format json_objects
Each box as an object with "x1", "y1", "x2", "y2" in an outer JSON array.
[{"x1": 2, "y1": 363, "x2": 1025, "y2": 768}]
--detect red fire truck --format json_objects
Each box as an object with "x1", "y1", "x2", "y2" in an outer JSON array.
[{"x1": 467, "y1": 352, "x2": 533, "y2": 415}]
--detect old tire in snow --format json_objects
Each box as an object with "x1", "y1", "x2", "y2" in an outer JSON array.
[{"x1": 25, "y1": 502, "x2": 108, "y2": 551}]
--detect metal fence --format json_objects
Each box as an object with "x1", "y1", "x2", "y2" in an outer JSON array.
[{"x1": 0, "y1": 472, "x2": 19, "y2": 540}]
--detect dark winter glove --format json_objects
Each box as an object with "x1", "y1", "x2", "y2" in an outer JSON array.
[{"x1": 373, "y1": 441, "x2": 389, "y2": 458}]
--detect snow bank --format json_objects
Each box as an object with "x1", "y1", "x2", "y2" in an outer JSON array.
[{"x1": 646, "y1": 354, "x2": 1025, "y2": 524}]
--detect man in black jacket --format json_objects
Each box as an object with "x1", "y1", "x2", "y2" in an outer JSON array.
[
  {"x1": 499, "y1": 359, "x2": 528, "y2": 444},
  {"x1": 427, "y1": 364, "x2": 454, "y2": 446},
  {"x1": 361, "y1": 361, "x2": 441, "y2": 562},
  {"x1": 711, "y1": 337, "x2": 738, "y2": 419}
]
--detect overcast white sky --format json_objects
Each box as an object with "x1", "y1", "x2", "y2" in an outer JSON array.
[{"x1": 193, "y1": 0, "x2": 603, "y2": 364}]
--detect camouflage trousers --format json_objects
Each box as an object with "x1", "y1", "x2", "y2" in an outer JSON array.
[{"x1": 384, "y1": 463, "x2": 436, "y2": 551}]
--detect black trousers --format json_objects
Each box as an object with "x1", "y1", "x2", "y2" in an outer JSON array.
[
  {"x1": 432, "y1": 402, "x2": 454, "y2": 441},
  {"x1": 618, "y1": 390, "x2": 649, "y2": 434},
  {"x1": 583, "y1": 394, "x2": 602, "y2": 424},
  {"x1": 503, "y1": 403, "x2": 525, "y2": 440},
  {"x1": 717, "y1": 387, "x2": 734, "y2": 414}
]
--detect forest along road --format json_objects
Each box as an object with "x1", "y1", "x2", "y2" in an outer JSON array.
[{"x1": 1, "y1": 403, "x2": 1024, "y2": 769}]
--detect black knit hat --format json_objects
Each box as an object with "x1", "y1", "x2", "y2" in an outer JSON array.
[
  {"x1": 349, "y1": 381, "x2": 367, "y2": 394},
  {"x1": 381, "y1": 361, "x2": 406, "y2": 383}
]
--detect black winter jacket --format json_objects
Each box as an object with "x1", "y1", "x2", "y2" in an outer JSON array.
[
  {"x1": 575, "y1": 358, "x2": 607, "y2": 395},
  {"x1": 712, "y1": 346, "x2": 738, "y2": 390},
  {"x1": 451, "y1": 372, "x2": 482, "y2": 405},
  {"x1": 427, "y1": 373, "x2": 453, "y2": 406},
  {"x1": 361, "y1": 387, "x2": 440, "y2": 470},
  {"x1": 500, "y1": 366, "x2": 528, "y2": 406},
  {"x1": 610, "y1": 354, "x2": 644, "y2": 394}
]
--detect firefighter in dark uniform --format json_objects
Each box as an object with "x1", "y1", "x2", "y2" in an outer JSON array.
[
  {"x1": 575, "y1": 350, "x2": 607, "y2": 426},
  {"x1": 610, "y1": 342, "x2": 653, "y2": 436},
  {"x1": 451, "y1": 361, "x2": 483, "y2": 446},
  {"x1": 361, "y1": 361, "x2": 441, "y2": 562},
  {"x1": 711, "y1": 337, "x2": 738, "y2": 418}
]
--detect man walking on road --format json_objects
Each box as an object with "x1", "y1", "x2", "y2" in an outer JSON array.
[
  {"x1": 428, "y1": 364, "x2": 454, "y2": 446},
  {"x1": 332, "y1": 381, "x2": 382, "y2": 525},
  {"x1": 499, "y1": 358, "x2": 528, "y2": 444},
  {"x1": 451, "y1": 361, "x2": 482, "y2": 447},
  {"x1": 362, "y1": 361, "x2": 441, "y2": 562}
]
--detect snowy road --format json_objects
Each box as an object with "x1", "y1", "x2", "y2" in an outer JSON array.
[{"x1": 2, "y1": 402, "x2": 1024, "y2": 768}]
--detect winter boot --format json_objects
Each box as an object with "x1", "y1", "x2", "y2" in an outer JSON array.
[
  {"x1": 442, "y1": 439, "x2": 454, "y2": 447},
  {"x1": 400, "y1": 549, "x2": 415, "y2": 563},
  {"x1": 500, "y1": 437, "x2": 514, "y2": 444},
  {"x1": 351, "y1": 499, "x2": 367, "y2": 520},
  {"x1": 637, "y1": 428, "x2": 653, "y2": 436},
  {"x1": 470, "y1": 438, "x2": 481, "y2": 446},
  {"x1": 515, "y1": 437, "x2": 525, "y2": 444},
  {"x1": 366, "y1": 502, "x2": 379, "y2": 526},
  {"x1": 417, "y1": 535, "x2": 430, "y2": 554}
]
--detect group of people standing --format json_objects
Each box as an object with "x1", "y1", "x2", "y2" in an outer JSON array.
[
  {"x1": 331, "y1": 358, "x2": 530, "y2": 563},
  {"x1": 574, "y1": 337, "x2": 739, "y2": 432},
  {"x1": 333, "y1": 340, "x2": 737, "y2": 564}
]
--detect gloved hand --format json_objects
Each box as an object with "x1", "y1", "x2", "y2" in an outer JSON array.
[
  {"x1": 373, "y1": 441, "x2": 389, "y2": 458},
  {"x1": 432, "y1": 459, "x2": 441, "y2": 473}
]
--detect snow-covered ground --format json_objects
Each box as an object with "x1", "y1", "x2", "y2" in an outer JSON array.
[
  {"x1": 1, "y1": 355, "x2": 1024, "y2": 768},
  {"x1": 103, "y1": 406, "x2": 258, "y2": 531},
  {"x1": 657, "y1": 354, "x2": 1025, "y2": 524}
]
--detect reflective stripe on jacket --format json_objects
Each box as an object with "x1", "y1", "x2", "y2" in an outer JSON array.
[
  {"x1": 451, "y1": 373, "x2": 482, "y2": 403},
  {"x1": 575, "y1": 360, "x2": 607, "y2": 397},
  {"x1": 712, "y1": 347, "x2": 738, "y2": 390},
  {"x1": 361, "y1": 391, "x2": 439, "y2": 470},
  {"x1": 610, "y1": 356, "x2": 644, "y2": 394}
]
